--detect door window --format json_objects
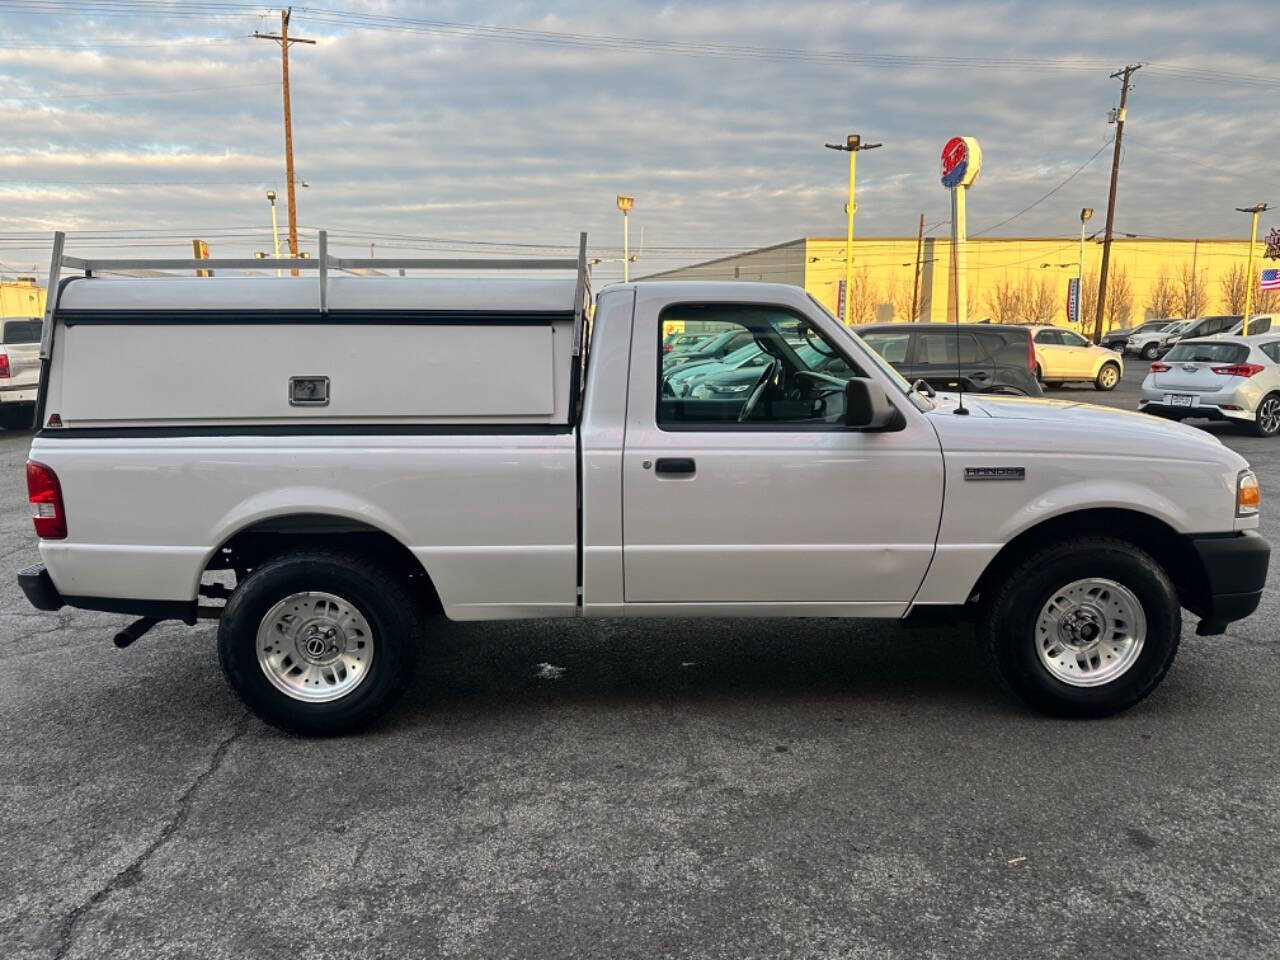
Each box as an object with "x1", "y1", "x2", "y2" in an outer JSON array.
[
  {"x1": 916, "y1": 332, "x2": 980, "y2": 365},
  {"x1": 1034, "y1": 329, "x2": 1063, "y2": 345},
  {"x1": 656, "y1": 305, "x2": 866, "y2": 428},
  {"x1": 1060, "y1": 331, "x2": 1090, "y2": 347},
  {"x1": 861, "y1": 332, "x2": 910, "y2": 364}
]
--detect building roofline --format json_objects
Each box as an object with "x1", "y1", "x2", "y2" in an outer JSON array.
[{"x1": 638, "y1": 238, "x2": 806, "y2": 280}]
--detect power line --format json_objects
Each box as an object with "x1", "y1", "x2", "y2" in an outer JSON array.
[{"x1": 969, "y1": 139, "x2": 1114, "y2": 237}]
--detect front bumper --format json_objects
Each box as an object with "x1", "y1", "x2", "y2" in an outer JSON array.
[{"x1": 1190, "y1": 531, "x2": 1270, "y2": 634}]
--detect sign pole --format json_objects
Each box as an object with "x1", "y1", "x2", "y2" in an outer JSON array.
[{"x1": 952, "y1": 185, "x2": 968, "y2": 324}]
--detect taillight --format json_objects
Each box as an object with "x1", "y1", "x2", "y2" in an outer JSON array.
[
  {"x1": 1211, "y1": 363, "x2": 1265, "y2": 378},
  {"x1": 26, "y1": 461, "x2": 67, "y2": 539},
  {"x1": 1149, "y1": 362, "x2": 1171, "y2": 372},
  {"x1": 0, "y1": 353, "x2": 9, "y2": 379}
]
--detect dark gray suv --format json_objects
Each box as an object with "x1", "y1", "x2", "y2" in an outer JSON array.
[{"x1": 859, "y1": 323, "x2": 1044, "y2": 397}]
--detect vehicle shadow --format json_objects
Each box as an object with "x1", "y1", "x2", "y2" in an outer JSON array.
[{"x1": 394, "y1": 615, "x2": 1006, "y2": 718}]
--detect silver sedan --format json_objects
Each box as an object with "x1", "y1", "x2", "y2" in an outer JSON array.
[{"x1": 1139, "y1": 335, "x2": 1280, "y2": 437}]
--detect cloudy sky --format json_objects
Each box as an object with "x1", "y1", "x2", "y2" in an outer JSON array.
[{"x1": 0, "y1": 0, "x2": 1277, "y2": 282}]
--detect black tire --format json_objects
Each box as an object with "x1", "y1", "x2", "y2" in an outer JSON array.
[
  {"x1": 1044, "y1": 381, "x2": 1065, "y2": 389},
  {"x1": 979, "y1": 537, "x2": 1181, "y2": 717},
  {"x1": 1094, "y1": 362, "x2": 1121, "y2": 391},
  {"x1": 1252, "y1": 393, "x2": 1280, "y2": 438},
  {"x1": 1141, "y1": 343, "x2": 1159, "y2": 360},
  {"x1": 218, "y1": 550, "x2": 422, "y2": 735}
]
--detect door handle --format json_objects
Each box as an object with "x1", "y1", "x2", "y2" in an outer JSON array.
[{"x1": 654, "y1": 457, "x2": 696, "y2": 476}]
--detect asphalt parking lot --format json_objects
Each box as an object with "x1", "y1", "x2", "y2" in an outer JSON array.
[{"x1": 2, "y1": 362, "x2": 1278, "y2": 960}]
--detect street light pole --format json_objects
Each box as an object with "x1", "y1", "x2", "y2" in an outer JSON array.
[
  {"x1": 617, "y1": 194, "x2": 635, "y2": 283},
  {"x1": 1078, "y1": 207, "x2": 1093, "y2": 326},
  {"x1": 1237, "y1": 203, "x2": 1270, "y2": 336},
  {"x1": 825, "y1": 134, "x2": 882, "y2": 325},
  {"x1": 266, "y1": 190, "x2": 282, "y2": 278}
]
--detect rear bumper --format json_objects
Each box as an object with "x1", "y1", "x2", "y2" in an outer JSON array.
[
  {"x1": 0, "y1": 385, "x2": 38, "y2": 404},
  {"x1": 1189, "y1": 531, "x2": 1270, "y2": 634},
  {"x1": 18, "y1": 563, "x2": 64, "y2": 611},
  {"x1": 17, "y1": 562, "x2": 197, "y2": 622}
]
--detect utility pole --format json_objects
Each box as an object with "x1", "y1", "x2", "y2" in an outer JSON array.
[
  {"x1": 825, "y1": 134, "x2": 882, "y2": 325},
  {"x1": 1093, "y1": 64, "x2": 1140, "y2": 343},
  {"x1": 255, "y1": 8, "x2": 315, "y2": 276},
  {"x1": 1237, "y1": 203, "x2": 1270, "y2": 336},
  {"x1": 911, "y1": 212, "x2": 924, "y2": 321}
]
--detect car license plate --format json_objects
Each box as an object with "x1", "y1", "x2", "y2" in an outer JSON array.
[{"x1": 1167, "y1": 394, "x2": 1196, "y2": 408}]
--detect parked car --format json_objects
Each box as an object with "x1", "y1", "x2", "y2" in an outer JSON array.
[
  {"x1": 1139, "y1": 335, "x2": 1280, "y2": 436},
  {"x1": 16, "y1": 244, "x2": 1270, "y2": 733},
  {"x1": 685, "y1": 342, "x2": 852, "y2": 399},
  {"x1": 1023, "y1": 325, "x2": 1123, "y2": 390},
  {"x1": 1158, "y1": 314, "x2": 1242, "y2": 353},
  {"x1": 0, "y1": 317, "x2": 41, "y2": 429},
  {"x1": 662, "y1": 332, "x2": 714, "y2": 354},
  {"x1": 662, "y1": 327, "x2": 757, "y2": 372},
  {"x1": 859, "y1": 322, "x2": 1043, "y2": 397},
  {"x1": 1127, "y1": 319, "x2": 1194, "y2": 359},
  {"x1": 1225, "y1": 314, "x2": 1277, "y2": 337},
  {"x1": 665, "y1": 342, "x2": 767, "y2": 396},
  {"x1": 1103, "y1": 318, "x2": 1178, "y2": 352}
]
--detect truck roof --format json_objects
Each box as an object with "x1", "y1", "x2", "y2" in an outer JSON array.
[{"x1": 57, "y1": 275, "x2": 580, "y2": 316}]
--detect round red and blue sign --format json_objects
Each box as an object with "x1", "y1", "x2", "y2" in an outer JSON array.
[
  {"x1": 941, "y1": 136, "x2": 982, "y2": 189},
  {"x1": 941, "y1": 137, "x2": 969, "y2": 188}
]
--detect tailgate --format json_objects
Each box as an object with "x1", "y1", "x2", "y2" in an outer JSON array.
[
  {"x1": 2, "y1": 343, "x2": 41, "y2": 387},
  {"x1": 1152, "y1": 360, "x2": 1231, "y2": 392}
]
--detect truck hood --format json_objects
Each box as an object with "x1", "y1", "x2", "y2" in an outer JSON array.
[{"x1": 924, "y1": 391, "x2": 1243, "y2": 465}]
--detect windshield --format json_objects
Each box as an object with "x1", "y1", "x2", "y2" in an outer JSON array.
[
  {"x1": 804, "y1": 296, "x2": 929, "y2": 410},
  {"x1": 1164, "y1": 342, "x2": 1250, "y2": 364}
]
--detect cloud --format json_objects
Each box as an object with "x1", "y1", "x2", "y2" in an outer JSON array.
[{"x1": 0, "y1": 0, "x2": 1276, "y2": 282}]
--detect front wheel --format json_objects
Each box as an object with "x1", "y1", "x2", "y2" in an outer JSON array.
[
  {"x1": 1141, "y1": 343, "x2": 1160, "y2": 360},
  {"x1": 219, "y1": 550, "x2": 422, "y2": 735},
  {"x1": 1095, "y1": 362, "x2": 1121, "y2": 391},
  {"x1": 979, "y1": 537, "x2": 1180, "y2": 717}
]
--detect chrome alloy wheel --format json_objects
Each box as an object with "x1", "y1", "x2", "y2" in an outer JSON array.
[
  {"x1": 256, "y1": 592, "x2": 375, "y2": 703},
  {"x1": 1258, "y1": 396, "x2": 1280, "y2": 436},
  {"x1": 1035, "y1": 578, "x2": 1146, "y2": 687}
]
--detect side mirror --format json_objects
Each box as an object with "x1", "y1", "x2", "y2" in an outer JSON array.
[{"x1": 844, "y1": 377, "x2": 900, "y2": 430}]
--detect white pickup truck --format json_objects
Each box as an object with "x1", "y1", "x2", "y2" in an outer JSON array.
[{"x1": 16, "y1": 233, "x2": 1270, "y2": 734}]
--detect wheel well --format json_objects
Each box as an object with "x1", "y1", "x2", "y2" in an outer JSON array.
[
  {"x1": 972, "y1": 508, "x2": 1210, "y2": 618},
  {"x1": 205, "y1": 514, "x2": 442, "y2": 616}
]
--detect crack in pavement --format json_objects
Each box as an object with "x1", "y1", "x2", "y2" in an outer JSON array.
[{"x1": 51, "y1": 714, "x2": 251, "y2": 960}]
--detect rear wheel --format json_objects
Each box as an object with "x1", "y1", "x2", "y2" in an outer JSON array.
[
  {"x1": 1254, "y1": 393, "x2": 1280, "y2": 437},
  {"x1": 979, "y1": 537, "x2": 1180, "y2": 717},
  {"x1": 1141, "y1": 343, "x2": 1160, "y2": 360},
  {"x1": 219, "y1": 550, "x2": 422, "y2": 735},
  {"x1": 1094, "y1": 362, "x2": 1121, "y2": 391}
]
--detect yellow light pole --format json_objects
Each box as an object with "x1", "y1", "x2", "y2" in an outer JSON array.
[
  {"x1": 617, "y1": 194, "x2": 635, "y2": 283},
  {"x1": 825, "y1": 134, "x2": 881, "y2": 325},
  {"x1": 266, "y1": 190, "x2": 282, "y2": 278},
  {"x1": 1237, "y1": 203, "x2": 1270, "y2": 336}
]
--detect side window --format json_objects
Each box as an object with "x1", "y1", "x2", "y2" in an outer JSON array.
[
  {"x1": 917, "y1": 332, "x2": 979, "y2": 365},
  {"x1": 1061, "y1": 331, "x2": 1089, "y2": 347},
  {"x1": 1262, "y1": 342, "x2": 1280, "y2": 363},
  {"x1": 657, "y1": 305, "x2": 865, "y2": 428},
  {"x1": 1034, "y1": 329, "x2": 1062, "y2": 345},
  {"x1": 861, "y1": 332, "x2": 910, "y2": 364}
]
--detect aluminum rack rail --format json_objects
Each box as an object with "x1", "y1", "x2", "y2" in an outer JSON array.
[{"x1": 37, "y1": 229, "x2": 592, "y2": 425}]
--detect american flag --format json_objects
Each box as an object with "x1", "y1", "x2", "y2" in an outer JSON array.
[{"x1": 1262, "y1": 268, "x2": 1280, "y2": 291}]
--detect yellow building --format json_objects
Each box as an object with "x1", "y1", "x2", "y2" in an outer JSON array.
[
  {"x1": 0, "y1": 277, "x2": 45, "y2": 319},
  {"x1": 645, "y1": 236, "x2": 1276, "y2": 333}
]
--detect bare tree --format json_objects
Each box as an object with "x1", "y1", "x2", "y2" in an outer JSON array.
[
  {"x1": 1079, "y1": 271, "x2": 1099, "y2": 329},
  {"x1": 1146, "y1": 269, "x2": 1180, "y2": 319},
  {"x1": 985, "y1": 274, "x2": 1026, "y2": 324},
  {"x1": 884, "y1": 271, "x2": 915, "y2": 321},
  {"x1": 1027, "y1": 275, "x2": 1058, "y2": 322},
  {"x1": 845, "y1": 267, "x2": 878, "y2": 326},
  {"x1": 1105, "y1": 265, "x2": 1133, "y2": 331},
  {"x1": 1177, "y1": 262, "x2": 1208, "y2": 317},
  {"x1": 1258, "y1": 287, "x2": 1280, "y2": 313},
  {"x1": 1220, "y1": 263, "x2": 1249, "y2": 314}
]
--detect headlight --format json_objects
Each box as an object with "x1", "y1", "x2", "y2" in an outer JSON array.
[{"x1": 1238, "y1": 470, "x2": 1260, "y2": 517}]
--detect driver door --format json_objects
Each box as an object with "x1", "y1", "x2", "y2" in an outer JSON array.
[{"x1": 622, "y1": 295, "x2": 945, "y2": 611}]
